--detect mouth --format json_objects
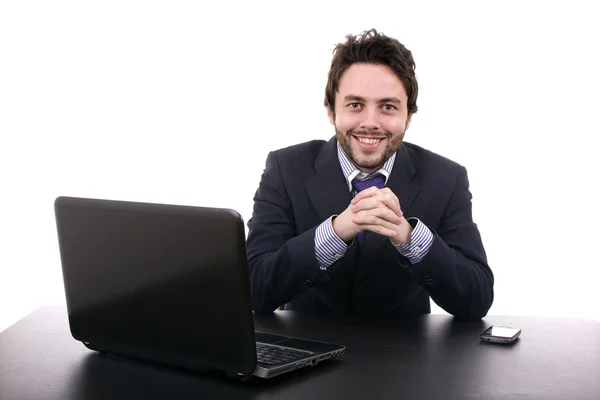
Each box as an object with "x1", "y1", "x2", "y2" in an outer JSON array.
[{"x1": 352, "y1": 135, "x2": 386, "y2": 150}]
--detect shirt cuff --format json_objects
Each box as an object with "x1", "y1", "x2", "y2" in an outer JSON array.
[
  {"x1": 315, "y1": 216, "x2": 348, "y2": 270},
  {"x1": 393, "y1": 218, "x2": 434, "y2": 265}
]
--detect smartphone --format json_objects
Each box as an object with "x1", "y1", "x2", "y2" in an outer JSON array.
[{"x1": 480, "y1": 325, "x2": 521, "y2": 344}]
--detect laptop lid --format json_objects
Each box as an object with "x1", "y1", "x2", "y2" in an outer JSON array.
[{"x1": 54, "y1": 196, "x2": 258, "y2": 375}]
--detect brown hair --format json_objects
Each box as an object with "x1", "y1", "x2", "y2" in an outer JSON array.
[{"x1": 324, "y1": 29, "x2": 418, "y2": 116}]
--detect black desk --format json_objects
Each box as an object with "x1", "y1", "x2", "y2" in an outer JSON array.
[{"x1": 1, "y1": 307, "x2": 599, "y2": 400}]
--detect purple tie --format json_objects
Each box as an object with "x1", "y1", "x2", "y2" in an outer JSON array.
[{"x1": 351, "y1": 173, "x2": 386, "y2": 246}]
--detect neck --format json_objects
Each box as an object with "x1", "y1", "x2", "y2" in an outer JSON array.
[
  {"x1": 357, "y1": 165, "x2": 381, "y2": 174},
  {"x1": 338, "y1": 145, "x2": 382, "y2": 174}
]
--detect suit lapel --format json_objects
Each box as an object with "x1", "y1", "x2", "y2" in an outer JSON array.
[
  {"x1": 355, "y1": 143, "x2": 421, "y2": 283},
  {"x1": 304, "y1": 137, "x2": 352, "y2": 221},
  {"x1": 386, "y1": 144, "x2": 420, "y2": 215}
]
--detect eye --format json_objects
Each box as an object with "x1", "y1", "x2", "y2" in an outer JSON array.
[
  {"x1": 348, "y1": 103, "x2": 361, "y2": 109},
  {"x1": 383, "y1": 104, "x2": 396, "y2": 111}
]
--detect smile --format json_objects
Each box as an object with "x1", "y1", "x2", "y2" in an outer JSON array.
[
  {"x1": 352, "y1": 135, "x2": 386, "y2": 149},
  {"x1": 356, "y1": 137, "x2": 384, "y2": 144}
]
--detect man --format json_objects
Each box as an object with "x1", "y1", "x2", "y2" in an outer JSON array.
[{"x1": 246, "y1": 29, "x2": 494, "y2": 319}]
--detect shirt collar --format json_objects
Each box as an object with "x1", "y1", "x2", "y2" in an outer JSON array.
[{"x1": 337, "y1": 141, "x2": 396, "y2": 192}]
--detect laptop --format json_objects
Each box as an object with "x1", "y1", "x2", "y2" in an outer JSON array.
[{"x1": 54, "y1": 196, "x2": 345, "y2": 380}]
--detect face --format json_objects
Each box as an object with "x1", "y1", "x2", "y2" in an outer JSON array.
[{"x1": 328, "y1": 63, "x2": 412, "y2": 173}]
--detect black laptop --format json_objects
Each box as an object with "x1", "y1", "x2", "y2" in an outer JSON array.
[{"x1": 54, "y1": 196, "x2": 345, "y2": 380}]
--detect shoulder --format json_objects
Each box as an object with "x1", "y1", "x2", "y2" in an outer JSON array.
[
  {"x1": 403, "y1": 141, "x2": 466, "y2": 182},
  {"x1": 271, "y1": 139, "x2": 328, "y2": 159},
  {"x1": 267, "y1": 139, "x2": 330, "y2": 170}
]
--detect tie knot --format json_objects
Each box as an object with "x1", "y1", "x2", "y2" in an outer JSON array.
[{"x1": 352, "y1": 173, "x2": 385, "y2": 192}]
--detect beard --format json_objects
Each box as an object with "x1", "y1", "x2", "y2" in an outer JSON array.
[{"x1": 335, "y1": 127, "x2": 405, "y2": 172}]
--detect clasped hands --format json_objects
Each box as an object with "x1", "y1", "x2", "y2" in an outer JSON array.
[{"x1": 332, "y1": 187, "x2": 413, "y2": 245}]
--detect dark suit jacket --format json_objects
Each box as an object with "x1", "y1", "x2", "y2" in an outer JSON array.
[{"x1": 246, "y1": 137, "x2": 494, "y2": 319}]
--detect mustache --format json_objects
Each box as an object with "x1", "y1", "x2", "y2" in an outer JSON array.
[{"x1": 348, "y1": 130, "x2": 391, "y2": 138}]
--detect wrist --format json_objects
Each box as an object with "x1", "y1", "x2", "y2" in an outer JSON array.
[
  {"x1": 332, "y1": 213, "x2": 356, "y2": 242},
  {"x1": 391, "y1": 218, "x2": 413, "y2": 245}
]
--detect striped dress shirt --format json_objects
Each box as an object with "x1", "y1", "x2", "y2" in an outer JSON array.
[{"x1": 314, "y1": 142, "x2": 434, "y2": 270}]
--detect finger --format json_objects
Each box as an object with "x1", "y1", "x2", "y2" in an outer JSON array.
[
  {"x1": 352, "y1": 208, "x2": 403, "y2": 226},
  {"x1": 352, "y1": 195, "x2": 403, "y2": 218},
  {"x1": 351, "y1": 197, "x2": 380, "y2": 212},
  {"x1": 353, "y1": 224, "x2": 398, "y2": 240},
  {"x1": 378, "y1": 194, "x2": 403, "y2": 217},
  {"x1": 378, "y1": 188, "x2": 402, "y2": 217},
  {"x1": 350, "y1": 186, "x2": 380, "y2": 204}
]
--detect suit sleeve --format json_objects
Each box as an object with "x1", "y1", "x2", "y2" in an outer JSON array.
[
  {"x1": 405, "y1": 166, "x2": 494, "y2": 319},
  {"x1": 246, "y1": 151, "x2": 331, "y2": 312}
]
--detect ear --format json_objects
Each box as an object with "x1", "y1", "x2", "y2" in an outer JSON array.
[
  {"x1": 326, "y1": 107, "x2": 335, "y2": 125},
  {"x1": 405, "y1": 113, "x2": 413, "y2": 131}
]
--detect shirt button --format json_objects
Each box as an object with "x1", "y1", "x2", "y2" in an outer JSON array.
[
  {"x1": 334, "y1": 253, "x2": 342, "y2": 260},
  {"x1": 414, "y1": 246, "x2": 421, "y2": 253}
]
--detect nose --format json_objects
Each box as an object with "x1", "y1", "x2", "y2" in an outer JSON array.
[{"x1": 359, "y1": 107, "x2": 381, "y2": 131}]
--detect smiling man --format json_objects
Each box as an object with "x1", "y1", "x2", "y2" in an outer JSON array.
[{"x1": 246, "y1": 29, "x2": 494, "y2": 319}]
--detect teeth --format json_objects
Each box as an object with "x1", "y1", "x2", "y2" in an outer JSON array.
[{"x1": 358, "y1": 137, "x2": 382, "y2": 144}]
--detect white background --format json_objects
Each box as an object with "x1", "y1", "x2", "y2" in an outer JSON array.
[{"x1": 1, "y1": 0, "x2": 599, "y2": 332}]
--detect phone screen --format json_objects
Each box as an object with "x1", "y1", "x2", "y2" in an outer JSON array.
[{"x1": 484, "y1": 326, "x2": 520, "y2": 338}]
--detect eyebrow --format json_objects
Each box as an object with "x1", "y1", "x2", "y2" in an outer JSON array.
[{"x1": 343, "y1": 95, "x2": 402, "y2": 104}]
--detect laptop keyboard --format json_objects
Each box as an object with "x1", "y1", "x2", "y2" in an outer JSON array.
[{"x1": 256, "y1": 342, "x2": 311, "y2": 367}]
